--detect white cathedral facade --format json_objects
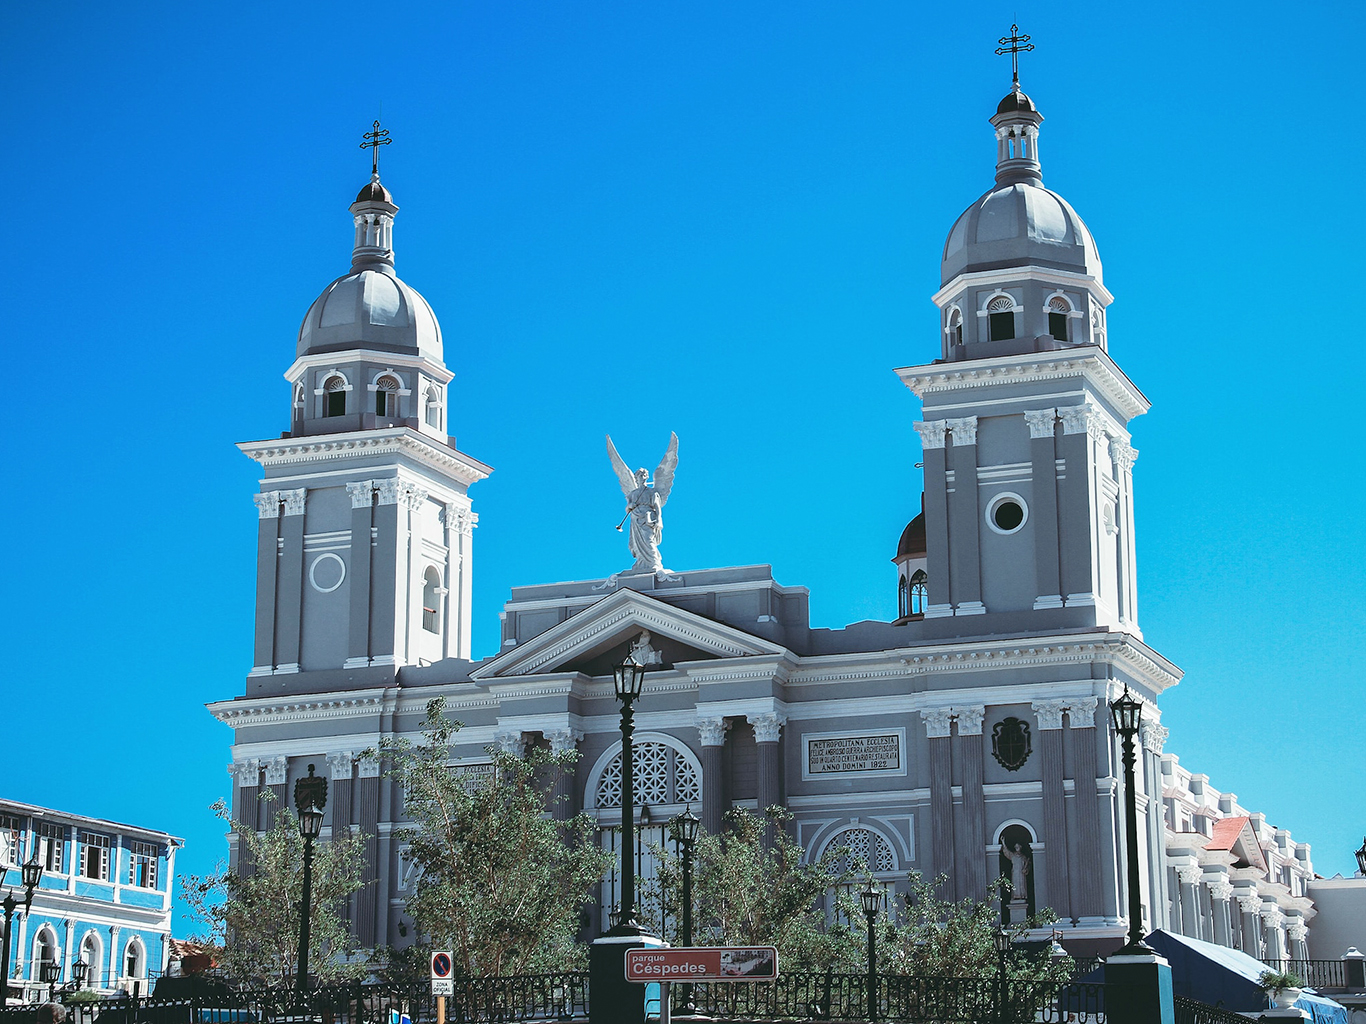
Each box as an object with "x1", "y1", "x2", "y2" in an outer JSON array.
[{"x1": 210, "y1": 77, "x2": 1320, "y2": 959}]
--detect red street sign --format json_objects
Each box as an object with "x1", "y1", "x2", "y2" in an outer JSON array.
[{"x1": 624, "y1": 947, "x2": 778, "y2": 983}]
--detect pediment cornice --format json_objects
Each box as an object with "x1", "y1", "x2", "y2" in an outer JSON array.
[
  {"x1": 238, "y1": 428, "x2": 492, "y2": 487},
  {"x1": 472, "y1": 588, "x2": 788, "y2": 680}
]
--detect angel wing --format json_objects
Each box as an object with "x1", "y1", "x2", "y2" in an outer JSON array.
[
  {"x1": 606, "y1": 434, "x2": 636, "y2": 496},
  {"x1": 653, "y1": 432, "x2": 680, "y2": 506}
]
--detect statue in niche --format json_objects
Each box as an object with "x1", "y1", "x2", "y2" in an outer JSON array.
[
  {"x1": 997, "y1": 824, "x2": 1036, "y2": 925},
  {"x1": 607, "y1": 432, "x2": 679, "y2": 576}
]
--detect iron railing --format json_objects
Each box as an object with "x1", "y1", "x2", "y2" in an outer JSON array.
[
  {"x1": 1262, "y1": 959, "x2": 1347, "y2": 990},
  {"x1": 1173, "y1": 994, "x2": 1254, "y2": 1024},
  {"x1": 673, "y1": 974, "x2": 1107, "y2": 1022}
]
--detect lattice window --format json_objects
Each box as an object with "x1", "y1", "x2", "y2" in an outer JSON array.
[
  {"x1": 79, "y1": 831, "x2": 111, "y2": 881},
  {"x1": 375, "y1": 375, "x2": 401, "y2": 417},
  {"x1": 596, "y1": 741, "x2": 701, "y2": 809},
  {"x1": 826, "y1": 827, "x2": 896, "y2": 874},
  {"x1": 129, "y1": 840, "x2": 158, "y2": 889},
  {"x1": 0, "y1": 814, "x2": 21, "y2": 867},
  {"x1": 39, "y1": 822, "x2": 64, "y2": 873}
]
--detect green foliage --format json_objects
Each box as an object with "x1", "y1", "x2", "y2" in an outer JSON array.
[
  {"x1": 645, "y1": 808, "x2": 1074, "y2": 984},
  {"x1": 62, "y1": 990, "x2": 104, "y2": 1005},
  {"x1": 179, "y1": 798, "x2": 367, "y2": 989},
  {"x1": 1257, "y1": 968, "x2": 1304, "y2": 992},
  {"x1": 383, "y1": 698, "x2": 613, "y2": 978}
]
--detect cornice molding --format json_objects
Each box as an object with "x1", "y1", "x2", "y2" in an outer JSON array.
[
  {"x1": 895, "y1": 347, "x2": 1150, "y2": 422},
  {"x1": 238, "y1": 428, "x2": 492, "y2": 487},
  {"x1": 207, "y1": 692, "x2": 387, "y2": 726}
]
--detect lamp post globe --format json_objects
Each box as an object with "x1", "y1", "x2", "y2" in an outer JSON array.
[
  {"x1": 72, "y1": 958, "x2": 89, "y2": 988},
  {"x1": 1109, "y1": 686, "x2": 1154, "y2": 954}
]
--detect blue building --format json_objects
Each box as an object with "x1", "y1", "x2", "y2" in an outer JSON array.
[{"x1": 0, "y1": 800, "x2": 180, "y2": 1003}]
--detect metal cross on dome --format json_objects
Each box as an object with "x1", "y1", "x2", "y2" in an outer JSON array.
[
  {"x1": 995, "y1": 24, "x2": 1034, "y2": 86},
  {"x1": 360, "y1": 119, "x2": 392, "y2": 176}
]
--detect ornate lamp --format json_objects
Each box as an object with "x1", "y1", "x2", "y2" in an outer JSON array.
[
  {"x1": 71, "y1": 958, "x2": 89, "y2": 988},
  {"x1": 613, "y1": 659, "x2": 646, "y2": 701},
  {"x1": 861, "y1": 885, "x2": 881, "y2": 1021},
  {"x1": 293, "y1": 763, "x2": 329, "y2": 1005},
  {"x1": 860, "y1": 886, "x2": 881, "y2": 921},
  {"x1": 298, "y1": 806, "x2": 325, "y2": 840},
  {"x1": 21, "y1": 852, "x2": 43, "y2": 891},
  {"x1": 1109, "y1": 686, "x2": 1154, "y2": 954},
  {"x1": 994, "y1": 926, "x2": 1012, "y2": 957},
  {"x1": 1355, "y1": 837, "x2": 1366, "y2": 877},
  {"x1": 670, "y1": 806, "x2": 701, "y2": 848}
]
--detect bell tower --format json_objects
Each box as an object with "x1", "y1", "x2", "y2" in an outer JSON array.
[
  {"x1": 895, "y1": 73, "x2": 1146, "y2": 635},
  {"x1": 239, "y1": 129, "x2": 491, "y2": 690}
]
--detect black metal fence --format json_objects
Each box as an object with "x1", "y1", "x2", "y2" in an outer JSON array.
[
  {"x1": 1172, "y1": 994, "x2": 1256, "y2": 1024},
  {"x1": 670, "y1": 975, "x2": 1109, "y2": 1022}
]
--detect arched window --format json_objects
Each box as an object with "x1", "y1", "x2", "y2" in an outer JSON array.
[
  {"x1": 324, "y1": 375, "x2": 347, "y2": 417},
  {"x1": 123, "y1": 938, "x2": 144, "y2": 981},
  {"x1": 897, "y1": 574, "x2": 909, "y2": 619},
  {"x1": 947, "y1": 307, "x2": 964, "y2": 347},
  {"x1": 591, "y1": 737, "x2": 702, "y2": 810},
  {"x1": 1047, "y1": 296, "x2": 1072, "y2": 341},
  {"x1": 909, "y1": 570, "x2": 927, "y2": 617},
  {"x1": 375, "y1": 375, "x2": 401, "y2": 417},
  {"x1": 421, "y1": 567, "x2": 441, "y2": 634},
  {"x1": 424, "y1": 386, "x2": 443, "y2": 430},
  {"x1": 293, "y1": 385, "x2": 305, "y2": 426},
  {"x1": 987, "y1": 295, "x2": 1016, "y2": 341},
  {"x1": 81, "y1": 932, "x2": 102, "y2": 988},
  {"x1": 821, "y1": 826, "x2": 897, "y2": 874},
  {"x1": 34, "y1": 926, "x2": 58, "y2": 979}
]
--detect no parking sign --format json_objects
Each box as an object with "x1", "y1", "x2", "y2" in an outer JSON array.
[{"x1": 430, "y1": 951, "x2": 454, "y2": 996}]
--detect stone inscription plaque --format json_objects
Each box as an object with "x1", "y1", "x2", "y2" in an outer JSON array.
[
  {"x1": 803, "y1": 730, "x2": 906, "y2": 779},
  {"x1": 450, "y1": 762, "x2": 496, "y2": 792}
]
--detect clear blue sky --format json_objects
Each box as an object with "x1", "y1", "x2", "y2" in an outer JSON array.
[{"x1": 4, "y1": 2, "x2": 1362, "y2": 930}]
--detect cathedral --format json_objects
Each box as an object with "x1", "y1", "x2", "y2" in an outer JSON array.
[{"x1": 210, "y1": 71, "x2": 1319, "y2": 959}]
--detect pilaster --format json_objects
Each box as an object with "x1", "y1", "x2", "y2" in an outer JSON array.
[
  {"x1": 252, "y1": 494, "x2": 281, "y2": 671},
  {"x1": 698, "y1": 717, "x2": 730, "y2": 835},
  {"x1": 914, "y1": 420, "x2": 953, "y2": 618},
  {"x1": 1058, "y1": 403, "x2": 1101, "y2": 609},
  {"x1": 546, "y1": 728, "x2": 584, "y2": 821},
  {"x1": 1068, "y1": 703, "x2": 1103, "y2": 919},
  {"x1": 749, "y1": 713, "x2": 785, "y2": 846},
  {"x1": 945, "y1": 417, "x2": 984, "y2": 614},
  {"x1": 369, "y1": 482, "x2": 401, "y2": 665},
  {"x1": 1031, "y1": 699, "x2": 1071, "y2": 920},
  {"x1": 355, "y1": 753, "x2": 381, "y2": 946},
  {"x1": 345, "y1": 482, "x2": 374, "y2": 668},
  {"x1": 922, "y1": 708, "x2": 956, "y2": 896},
  {"x1": 954, "y1": 707, "x2": 987, "y2": 900},
  {"x1": 1024, "y1": 409, "x2": 1064, "y2": 608},
  {"x1": 274, "y1": 489, "x2": 307, "y2": 672}
]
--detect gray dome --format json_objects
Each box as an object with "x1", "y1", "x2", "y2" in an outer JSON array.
[
  {"x1": 941, "y1": 182, "x2": 1102, "y2": 286},
  {"x1": 296, "y1": 268, "x2": 443, "y2": 360}
]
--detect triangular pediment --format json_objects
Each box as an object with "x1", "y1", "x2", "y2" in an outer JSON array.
[{"x1": 471, "y1": 588, "x2": 787, "y2": 679}]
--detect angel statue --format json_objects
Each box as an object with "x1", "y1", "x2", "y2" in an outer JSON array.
[{"x1": 606, "y1": 432, "x2": 679, "y2": 575}]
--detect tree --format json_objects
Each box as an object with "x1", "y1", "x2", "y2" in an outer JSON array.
[
  {"x1": 383, "y1": 698, "x2": 612, "y2": 977},
  {"x1": 180, "y1": 798, "x2": 367, "y2": 988}
]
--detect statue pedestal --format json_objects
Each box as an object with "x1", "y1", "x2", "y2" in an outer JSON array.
[
  {"x1": 589, "y1": 928, "x2": 667, "y2": 1024},
  {"x1": 1104, "y1": 952, "x2": 1174, "y2": 1024},
  {"x1": 1006, "y1": 895, "x2": 1029, "y2": 924}
]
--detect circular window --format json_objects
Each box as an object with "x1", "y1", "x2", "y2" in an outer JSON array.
[
  {"x1": 309, "y1": 553, "x2": 347, "y2": 593},
  {"x1": 987, "y1": 493, "x2": 1028, "y2": 535}
]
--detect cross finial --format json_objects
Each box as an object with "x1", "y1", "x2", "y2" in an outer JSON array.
[
  {"x1": 360, "y1": 119, "x2": 391, "y2": 178},
  {"x1": 995, "y1": 24, "x2": 1034, "y2": 88}
]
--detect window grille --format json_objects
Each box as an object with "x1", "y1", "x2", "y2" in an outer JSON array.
[
  {"x1": 129, "y1": 840, "x2": 158, "y2": 888},
  {"x1": 596, "y1": 742, "x2": 700, "y2": 809},
  {"x1": 825, "y1": 826, "x2": 896, "y2": 874},
  {"x1": 79, "y1": 831, "x2": 111, "y2": 881}
]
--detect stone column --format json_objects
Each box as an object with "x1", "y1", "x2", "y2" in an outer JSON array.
[
  {"x1": 1031, "y1": 700, "x2": 1072, "y2": 921},
  {"x1": 369, "y1": 480, "x2": 402, "y2": 666},
  {"x1": 1111, "y1": 440, "x2": 1140, "y2": 625},
  {"x1": 447, "y1": 506, "x2": 477, "y2": 661},
  {"x1": 547, "y1": 729, "x2": 585, "y2": 821},
  {"x1": 1262, "y1": 906, "x2": 1287, "y2": 962},
  {"x1": 913, "y1": 420, "x2": 953, "y2": 617},
  {"x1": 62, "y1": 921, "x2": 74, "y2": 983},
  {"x1": 1286, "y1": 917, "x2": 1308, "y2": 961},
  {"x1": 1208, "y1": 878, "x2": 1234, "y2": 948},
  {"x1": 1141, "y1": 722, "x2": 1171, "y2": 930},
  {"x1": 274, "y1": 489, "x2": 307, "y2": 673},
  {"x1": 263, "y1": 757, "x2": 288, "y2": 830},
  {"x1": 1057, "y1": 404, "x2": 1101, "y2": 607},
  {"x1": 1176, "y1": 865, "x2": 1202, "y2": 939},
  {"x1": 230, "y1": 760, "x2": 260, "y2": 875},
  {"x1": 945, "y1": 417, "x2": 984, "y2": 614},
  {"x1": 355, "y1": 753, "x2": 381, "y2": 946},
  {"x1": 922, "y1": 708, "x2": 957, "y2": 898},
  {"x1": 251, "y1": 493, "x2": 281, "y2": 671},
  {"x1": 1167, "y1": 866, "x2": 1183, "y2": 935},
  {"x1": 698, "y1": 718, "x2": 729, "y2": 835},
  {"x1": 1237, "y1": 892, "x2": 1263, "y2": 958},
  {"x1": 749, "y1": 713, "x2": 785, "y2": 846},
  {"x1": 954, "y1": 707, "x2": 987, "y2": 900},
  {"x1": 344, "y1": 482, "x2": 374, "y2": 668},
  {"x1": 1067, "y1": 698, "x2": 1103, "y2": 919},
  {"x1": 400, "y1": 483, "x2": 429, "y2": 665},
  {"x1": 495, "y1": 729, "x2": 527, "y2": 758},
  {"x1": 1024, "y1": 409, "x2": 1063, "y2": 608}
]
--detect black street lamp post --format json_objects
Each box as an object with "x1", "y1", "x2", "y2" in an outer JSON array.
[
  {"x1": 40, "y1": 960, "x2": 60, "y2": 1000},
  {"x1": 611, "y1": 659, "x2": 647, "y2": 933},
  {"x1": 1109, "y1": 687, "x2": 1154, "y2": 954},
  {"x1": 670, "y1": 807, "x2": 701, "y2": 1013},
  {"x1": 293, "y1": 764, "x2": 328, "y2": 1006},
  {"x1": 861, "y1": 886, "x2": 880, "y2": 1021},
  {"x1": 1355, "y1": 837, "x2": 1365, "y2": 878},
  {"x1": 71, "y1": 958, "x2": 89, "y2": 990},
  {"x1": 993, "y1": 927, "x2": 1012, "y2": 1024},
  {"x1": 1, "y1": 851, "x2": 44, "y2": 1004}
]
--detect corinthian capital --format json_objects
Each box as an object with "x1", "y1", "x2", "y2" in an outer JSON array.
[
  {"x1": 945, "y1": 416, "x2": 978, "y2": 446},
  {"x1": 545, "y1": 728, "x2": 584, "y2": 754},
  {"x1": 953, "y1": 705, "x2": 985, "y2": 736},
  {"x1": 748, "y1": 713, "x2": 786, "y2": 744},
  {"x1": 1110, "y1": 439, "x2": 1138, "y2": 472},
  {"x1": 253, "y1": 492, "x2": 281, "y2": 519},
  {"x1": 398, "y1": 482, "x2": 429, "y2": 512},
  {"x1": 913, "y1": 420, "x2": 948, "y2": 450},
  {"x1": 495, "y1": 730, "x2": 526, "y2": 757},
  {"x1": 1207, "y1": 878, "x2": 1235, "y2": 901},
  {"x1": 263, "y1": 756, "x2": 288, "y2": 786},
  {"x1": 280, "y1": 489, "x2": 307, "y2": 517},
  {"x1": 1237, "y1": 892, "x2": 1263, "y2": 915},
  {"x1": 1176, "y1": 864, "x2": 1203, "y2": 886},
  {"x1": 1023, "y1": 409, "x2": 1057, "y2": 439},
  {"x1": 1058, "y1": 402, "x2": 1102, "y2": 437},
  {"x1": 697, "y1": 717, "x2": 730, "y2": 747},
  {"x1": 346, "y1": 481, "x2": 374, "y2": 509},
  {"x1": 374, "y1": 479, "x2": 401, "y2": 506},
  {"x1": 1031, "y1": 699, "x2": 1068, "y2": 731},
  {"x1": 921, "y1": 708, "x2": 954, "y2": 739},
  {"x1": 326, "y1": 751, "x2": 355, "y2": 780},
  {"x1": 1066, "y1": 697, "x2": 1099, "y2": 729}
]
